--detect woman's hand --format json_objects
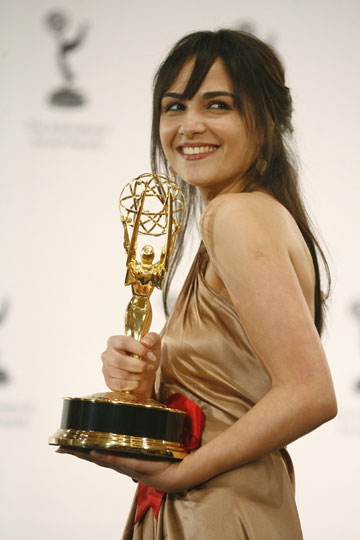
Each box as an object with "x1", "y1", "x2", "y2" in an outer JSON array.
[
  {"x1": 101, "y1": 332, "x2": 161, "y2": 398},
  {"x1": 56, "y1": 447, "x2": 197, "y2": 493}
]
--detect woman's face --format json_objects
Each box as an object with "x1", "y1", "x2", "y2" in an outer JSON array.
[{"x1": 159, "y1": 58, "x2": 256, "y2": 200}]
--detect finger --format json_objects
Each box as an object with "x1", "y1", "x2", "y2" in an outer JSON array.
[
  {"x1": 56, "y1": 447, "x2": 94, "y2": 463},
  {"x1": 82, "y1": 450, "x2": 132, "y2": 473},
  {"x1": 91, "y1": 451, "x2": 168, "y2": 472},
  {"x1": 89, "y1": 451, "x2": 147, "y2": 475},
  {"x1": 141, "y1": 332, "x2": 161, "y2": 350},
  {"x1": 105, "y1": 377, "x2": 139, "y2": 392},
  {"x1": 103, "y1": 365, "x2": 143, "y2": 382},
  {"x1": 103, "y1": 353, "x2": 147, "y2": 374},
  {"x1": 106, "y1": 336, "x2": 150, "y2": 358}
]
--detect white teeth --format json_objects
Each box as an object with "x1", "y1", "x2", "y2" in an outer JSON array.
[{"x1": 182, "y1": 146, "x2": 217, "y2": 155}]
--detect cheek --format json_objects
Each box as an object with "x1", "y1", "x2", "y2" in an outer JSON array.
[
  {"x1": 226, "y1": 124, "x2": 253, "y2": 157},
  {"x1": 215, "y1": 118, "x2": 247, "y2": 143},
  {"x1": 159, "y1": 119, "x2": 173, "y2": 150},
  {"x1": 159, "y1": 127, "x2": 179, "y2": 168}
]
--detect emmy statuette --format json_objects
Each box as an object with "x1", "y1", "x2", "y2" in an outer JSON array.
[{"x1": 49, "y1": 173, "x2": 188, "y2": 459}]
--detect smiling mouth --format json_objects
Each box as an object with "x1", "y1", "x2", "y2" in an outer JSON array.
[{"x1": 178, "y1": 145, "x2": 219, "y2": 159}]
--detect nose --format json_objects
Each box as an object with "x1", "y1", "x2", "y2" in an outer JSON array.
[{"x1": 179, "y1": 111, "x2": 206, "y2": 138}]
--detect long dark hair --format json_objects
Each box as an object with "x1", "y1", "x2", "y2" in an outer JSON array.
[{"x1": 151, "y1": 29, "x2": 330, "y2": 335}]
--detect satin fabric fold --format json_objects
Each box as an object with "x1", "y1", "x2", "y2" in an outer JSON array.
[{"x1": 123, "y1": 244, "x2": 303, "y2": 539}]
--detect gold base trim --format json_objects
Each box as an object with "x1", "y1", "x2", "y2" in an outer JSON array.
[{"x1": 49, "y1": 428, "x2": 187, "y2": 460}]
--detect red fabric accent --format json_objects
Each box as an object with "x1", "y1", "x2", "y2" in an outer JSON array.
[
  {"x1": 165, "y1": 393, "x2": 205, "y2": 452},
  {"x1": 134, "y1": 394, "x2": 205, "y2": 525},
  {"x1": 134, "y1": 483, "x2": 164, "y2": 523}
]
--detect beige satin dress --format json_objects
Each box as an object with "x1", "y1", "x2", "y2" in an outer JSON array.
[{"x1": 123, "y1": 243, "x2": 303, "y2": 539}]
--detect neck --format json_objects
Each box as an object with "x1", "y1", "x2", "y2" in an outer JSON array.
[{"x1": 199, "y1": 178, "x2": 246, "y2": 206}]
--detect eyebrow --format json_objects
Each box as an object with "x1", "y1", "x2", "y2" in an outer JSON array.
[{"x1": 162, "y1": 91, "x2": 235, "y2": 100}]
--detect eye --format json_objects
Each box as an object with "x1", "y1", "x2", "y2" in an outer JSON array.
[
  {"x1": 208, "y1": 101, "x2": 231, "y2": 110},
  {"x1": 163, "y1": 102, "x2": 185, "y2": 113}
]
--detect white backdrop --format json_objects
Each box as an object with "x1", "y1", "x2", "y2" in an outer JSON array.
[{"x1": 1, "y1": 0, "x2": 359, "y2": 538}]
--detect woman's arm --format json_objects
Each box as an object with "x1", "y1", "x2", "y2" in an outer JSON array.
[
  {"x1": 182, "y1": 192, "x2": 337, "y2": 483},
  {"x1": 58, "y1": 192, "x2": 336, "y2": 492}
]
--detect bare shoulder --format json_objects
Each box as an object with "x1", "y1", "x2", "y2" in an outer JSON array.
[
  {"x1": 200, "y1": 191, "x2": 296, "y2": 247},
  {"x1": 200, "y1": 191, "x2": 315, "y2": 316}
]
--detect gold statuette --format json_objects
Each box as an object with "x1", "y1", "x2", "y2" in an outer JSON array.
[
  {"x1": 49, "y1": 173, "x2": 188, "y2": 460},
  {"x1": 120, "y1": 173, "x2": 185, "y2": 340}
]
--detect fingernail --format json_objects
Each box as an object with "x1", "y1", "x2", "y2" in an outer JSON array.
[{"x1": 147, "y1": 352, "x2": 157, "y2": 362}]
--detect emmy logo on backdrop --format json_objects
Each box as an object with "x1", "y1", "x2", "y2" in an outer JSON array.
[
  {"x1": 350, "y1": 300, "x2": 360, "y2": 393},
  {"x1": 49, "y1": 173, "x2": 190, "y2": 459},
  {"x1": 45, "y1": 10, "x2": 88, "y2": 107},
  {"x1": 0, "y1": 299, "x2": 10, "y2": 386}
]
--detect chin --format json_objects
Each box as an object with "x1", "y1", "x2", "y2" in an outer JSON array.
[
  {"x1": 178, "y1": 174, "x2": 209, "y2": 187},
  {"x1": 181, "y1": 179, "x2": 204, "y2": 190}
]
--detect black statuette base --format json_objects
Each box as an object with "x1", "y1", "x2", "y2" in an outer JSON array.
[{"x1": 49, "y1": 396, "x2": 188, "y2": 460}]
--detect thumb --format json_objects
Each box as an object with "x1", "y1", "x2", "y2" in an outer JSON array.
[{"x1": 141, "y1": 332, "x2": 161, "y2": 350}]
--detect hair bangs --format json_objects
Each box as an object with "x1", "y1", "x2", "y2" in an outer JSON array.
[
  {"x1": 180, "y1": 45, "x2": 218, "y2": 100},
  {"x1": 156, "y1": 37, "x2": 219, "y2": 107}
]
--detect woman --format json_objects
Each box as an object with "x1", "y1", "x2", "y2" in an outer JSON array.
[{"x1": 60, "y1": 30, "x2": 337, "y2": 538}]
